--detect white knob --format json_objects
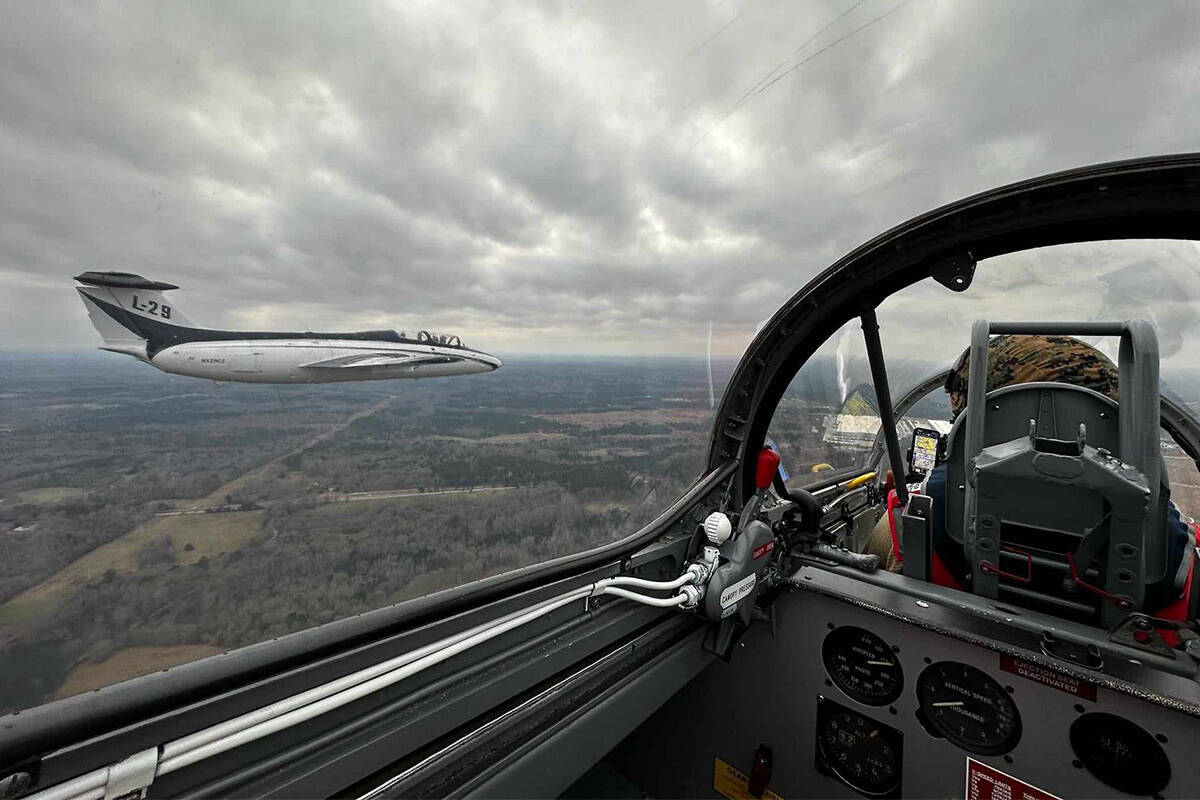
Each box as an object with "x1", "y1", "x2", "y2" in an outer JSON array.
[{"x1": 704, "y1": 512, "x2": 732, "y2": 545}]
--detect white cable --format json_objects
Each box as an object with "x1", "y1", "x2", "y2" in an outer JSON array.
[
  {"x1": 160, "y1": 591, "x2": 585, "y2": 767},
  {"x1": 598, "y1": 586, "x2": 689, "y2": 607},
  {"x1": 595, "y1": 572, "x2": 697, "y2": 591},
  {"x1": 158, "y1": 588, "x2": 593, "y2": 774},
  {"x1": 162, "y1": 581, "x2": 689, "y2": 772},
  {"x1": 30, "y1": 570, "x2": 700, "y2": 799}
]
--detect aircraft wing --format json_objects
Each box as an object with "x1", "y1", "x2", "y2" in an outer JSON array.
[{"x1": 299, "y1": 353, "x2": 460, "y2": 369}]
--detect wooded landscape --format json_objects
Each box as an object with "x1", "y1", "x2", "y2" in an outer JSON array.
[
  {"x1": 0, "y1": 353, "x2": 725, "y2": 710},
  {"x1": 2, "y1": 350, "x2": 1197, "y2": 712}
]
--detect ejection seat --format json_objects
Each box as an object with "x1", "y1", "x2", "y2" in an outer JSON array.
[{"x1": 902, "y1": 320, "x2": 1176, "y2": 628}]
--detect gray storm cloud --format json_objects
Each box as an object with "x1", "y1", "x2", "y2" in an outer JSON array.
[{"x1": 2, "y1": 1, "x2": 1200, "y2": 366}]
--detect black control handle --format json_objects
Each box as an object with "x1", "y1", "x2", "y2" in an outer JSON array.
[{"x1": 809, "y1": 543, "x2": 880, "y2": 573}]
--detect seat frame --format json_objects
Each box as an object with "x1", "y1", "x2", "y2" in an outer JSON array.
[{"x1": 952, "y1": 321, "x2": 1164, "y2": 626}]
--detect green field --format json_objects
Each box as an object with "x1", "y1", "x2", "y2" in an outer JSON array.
[
  {"x1": 54, "y1": 644, "x2": 224, "y2": 700},
  {"x1": 0, "y1": 511, "x2": 265, "y2": 619},
  {"x1": 6, "y1": 487, "x2": 90, "y2": 505}
]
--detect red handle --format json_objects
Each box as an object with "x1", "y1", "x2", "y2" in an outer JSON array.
[{"x1": 755, "y1": 448, "x2": 781, "y2": 491}]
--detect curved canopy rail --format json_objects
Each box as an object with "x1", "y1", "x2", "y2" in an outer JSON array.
[{"x1": 708, "y1": 153, "x2": 1200, "y2": 508}]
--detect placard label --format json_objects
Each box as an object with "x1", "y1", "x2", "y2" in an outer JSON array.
[
  {"x1": 714, "y1": 757, "x2": 783, "y2": 800},
  {"x1": 999, "y1": 654, "x2": 1096, "y2": 700},
  {"x1": 966, "y1": 758, "x2": 1061, "y2": 800},
  {"x1": 719, "y1": 573, "x2": 757, "y2": 608}
]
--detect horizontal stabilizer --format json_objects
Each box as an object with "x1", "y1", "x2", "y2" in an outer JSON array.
[
  {"x1": 75, "y1": 271, "x2": 180, "y2": 290},
  {"x1": 299, "y1": 353, "x2": 459, "y2": 369}
]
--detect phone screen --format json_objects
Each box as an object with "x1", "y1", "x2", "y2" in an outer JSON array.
[{"x1": 909, "y1": 427, "x2": 941, "y2": 476}]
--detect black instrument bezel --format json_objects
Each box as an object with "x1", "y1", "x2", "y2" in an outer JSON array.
[
  {"x1": 822, "y1": 626, "x2": 904, "y2": 706},
  {"x1": 1069, "y1": 712, "x2": 1170, "y2": 796},
  {"x1": 916, "y1": 661, "x2": 1021, "y2": 756},
  {"x1": 815, "y1": 696, "x2": 904, "y2": 798}
]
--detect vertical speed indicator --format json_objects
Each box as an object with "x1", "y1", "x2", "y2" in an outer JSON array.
[
  {"x1": 822, "y1": 626, "x2": 904, "y2": 706},
  {"x1": 916, "y1": 661, "x2": 1021, "y2": 755}
]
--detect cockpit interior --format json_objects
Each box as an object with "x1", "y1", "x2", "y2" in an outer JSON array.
[{"x1": 4, "y1": 155, "x2": 1200, "y2": 800}]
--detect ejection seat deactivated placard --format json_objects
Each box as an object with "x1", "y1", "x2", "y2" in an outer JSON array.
[{"x1": 999, "y1": 654, "x2": 1097, "y2": 701}]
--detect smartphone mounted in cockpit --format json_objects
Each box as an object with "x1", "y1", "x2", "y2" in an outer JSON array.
[{"x1": 907, "y1": 426, "x2": 942, "y2": 480}]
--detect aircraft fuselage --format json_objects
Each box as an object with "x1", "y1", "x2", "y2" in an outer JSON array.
[
  {"x1": 148, "y1": 339, "x2": 502, "y2": 383},
  {"x1": 74, "y1": 271, "x2": 502, "y2": 384}
]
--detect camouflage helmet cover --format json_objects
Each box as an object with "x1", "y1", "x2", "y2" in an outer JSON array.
[{"x1": 944, "y1": 335, "x2": 1119, "y2": 417}]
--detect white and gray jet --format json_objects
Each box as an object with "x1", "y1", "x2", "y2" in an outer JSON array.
[{"x1": 75, "y1": 271, "x2": 502, "y2": 383}]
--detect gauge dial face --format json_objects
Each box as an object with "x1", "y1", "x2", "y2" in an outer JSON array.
[
  {"x1": 816, "y1": 698, "x2": 903, "y2": 797},
  {"x1": 822, "y1": 626, "x2": 904, "y2": 706},
  {"x1": 1070, "y1": 713, "x2": 1170, "y2": 796},
  {"x1": 916, "y1": 661, "x2": 1021, "y2": 755}
]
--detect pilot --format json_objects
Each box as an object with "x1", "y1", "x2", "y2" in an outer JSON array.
[
  {"x1": 865, "y1": 335, "x2": 1192, "y2": 611},
  {"x1": 943, "y1": 334, "x2": 1118, "y2": 418}
]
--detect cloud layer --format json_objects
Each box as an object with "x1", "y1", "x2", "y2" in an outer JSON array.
[{"x1": 3, "y1": 1, "x2": 1200, "y2": 363}]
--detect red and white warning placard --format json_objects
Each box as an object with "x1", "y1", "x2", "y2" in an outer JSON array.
[
  {"x1": 965, "y1": 758, "x2": 1061, "y2": 800},
  {"x1": 999, "y1": 655, "x2": 1096, "y2": 701}
]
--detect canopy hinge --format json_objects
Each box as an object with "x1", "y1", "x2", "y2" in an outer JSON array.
[{"x1": 930, "y1": 251, "x2": 977, "y2": 291}]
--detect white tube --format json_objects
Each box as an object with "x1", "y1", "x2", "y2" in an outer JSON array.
[
  {"x1": 597, "y1": 586, "x2": 688, "y2": 607},
  {"x1": 596, "y1": 572, "x2": 696, "y2": 591},
  {"x1": 158, "y1": 588, "x2": 592, "y2": 775},
  {"x1": 161, "y1": 591, "x2": 584, "y2": 766},
  {"x1": 31, "y1": 568, "x2": 699, "y2": 799}
]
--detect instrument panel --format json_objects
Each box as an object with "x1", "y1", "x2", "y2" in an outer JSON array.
[
  {"x1": 807, "y1": 613, "x2": 1188, "y2": 798},
  {"x1": 609, "y1": 575, "x2": 1200, "y2": 800}
]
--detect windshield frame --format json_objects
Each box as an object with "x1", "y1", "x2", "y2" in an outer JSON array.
[{"x1": 709, "y1": 152, "x2": 1200, "y2": 506}]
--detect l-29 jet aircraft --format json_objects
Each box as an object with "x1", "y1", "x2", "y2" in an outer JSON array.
[{"x1": 74, "y1": 271, "x2": 501, "y2": 383}]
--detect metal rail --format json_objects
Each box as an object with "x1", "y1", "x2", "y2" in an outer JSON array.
[{"x1": 26, "y1": 576, "x2": 698, "y2": 800}]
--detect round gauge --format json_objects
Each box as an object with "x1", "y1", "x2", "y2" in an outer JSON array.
[
  {"x1": 817, "y1": 700, "x2": 903, "y2": 796},
  {"x1": 822, "y1": 626, "x2": 904, "y2": 706},
  {"x1": 1070, "y1": 713, "x2": 1169, "y2": 796},
  {"x1": 916, "y1": 661, "x2": 1021, "y2": 755}
]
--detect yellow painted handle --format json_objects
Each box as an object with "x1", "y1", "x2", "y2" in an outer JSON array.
[{"x1": 843, "y1": 471, "x2": 877, "y2": 490}]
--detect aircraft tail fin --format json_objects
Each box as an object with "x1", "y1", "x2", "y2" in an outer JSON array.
[{"x1": 74, "y1": 272, "x2": 193, "y2": 359}]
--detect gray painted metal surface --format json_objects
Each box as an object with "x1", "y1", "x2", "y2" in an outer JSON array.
[
  {"x1": 610, "y1": 577, "x2": 1200, "y2": 799},
  {"x1": 465, "y1": 626, "x2": 713, "y2": 799},
  {"x1": 959, "y1": 320, "x2": 1163, "y2": 623}
]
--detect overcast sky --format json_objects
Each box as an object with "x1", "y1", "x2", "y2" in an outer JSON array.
[{"x1": 3, "y1": 1, "x2": 1200, "y2": 364}]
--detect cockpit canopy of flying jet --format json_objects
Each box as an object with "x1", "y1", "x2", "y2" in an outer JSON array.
[
  {"x1": 4, "y1": 155, "x2": 1200, "y2": 800},
  {"x1": 415, "y1": 330, "x2": 463, "y2": 347},
  {"x1": 393, "y1": 330, "x2": 464, "y2": 347}
]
